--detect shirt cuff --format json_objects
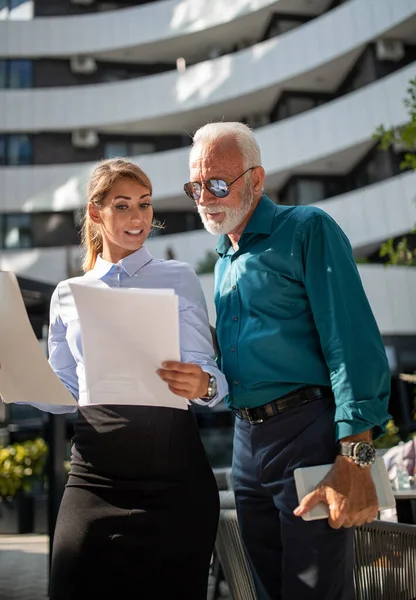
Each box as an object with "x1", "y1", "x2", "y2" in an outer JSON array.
[
  {"x1": 25, "y1": 401, "x2": 78, "y2": 415},
  {"x1": 192, "y1": 367, "x2": 228, "y2": 408},
  {"x1": 335, "y1": 400, "x2": 391, "y2": 441}
]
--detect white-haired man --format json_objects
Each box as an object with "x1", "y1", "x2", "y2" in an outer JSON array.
[{"x1": 184, "y1": 122, "x2": 391, "y2": 600}]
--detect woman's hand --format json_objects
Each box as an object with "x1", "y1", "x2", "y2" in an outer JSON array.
[{"x1": 156, "y1": 361, "x2": 210, "y2": 399}]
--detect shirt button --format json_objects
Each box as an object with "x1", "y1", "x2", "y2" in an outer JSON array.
[
  {"x1": 234, "y1": 381, "x2": 239, "y2": 385},
  {"x1": 232, "y1": 285, "x2": 236, "y2": 290},
  {"x1": 231, "y1": 347, "x2": 236, "y2": 352},
  {"x1": 233, "y1": 316, "x2": 238, "y2": 321}
]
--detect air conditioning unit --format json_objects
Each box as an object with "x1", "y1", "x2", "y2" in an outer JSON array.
[
  {"x1": 70, "y1": 0, "x2": 95, "y2": 5},
  {"x1": 72, "y1": 130, "x2": 99, "y2": 149},
  {"x1": 70, "y1": 56, "x2": 97, "y2": 74},
  {"x1": 376, "y1": 39, "x2": 405, "y2": 62}
]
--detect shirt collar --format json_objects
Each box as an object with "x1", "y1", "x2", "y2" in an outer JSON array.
[
  {"x1": 91, "y1": 246, "x2": 153, "y2": 278},
  {"x1": 216, "y1": 194, "x2": 276, "y2": 256}
]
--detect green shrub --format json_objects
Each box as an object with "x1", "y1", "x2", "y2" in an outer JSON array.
[
  {"x1": 373, "y1": 420, "x2": 401, "y2": 450},
  {"x1": 0, "y1": 438, "x2": 48, "y2": 498}
]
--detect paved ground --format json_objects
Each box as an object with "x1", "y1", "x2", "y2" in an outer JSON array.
[
  {"x1": 0, "y1": 535, "x2": 228, "y2": 600},
  {"x1": 0, "y1": 535, "x2": 49, "y2": 600}
]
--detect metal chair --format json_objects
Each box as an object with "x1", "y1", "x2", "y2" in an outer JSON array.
[
  {"x1": 354, "y1": 520, "x2": 416, "y2": 600},
  {"x1": 216, "y1": 491, "x2": 416, "y2": 600},
  {"x1": 215, "y1": 491, "x2": 257, "y2": 600}
]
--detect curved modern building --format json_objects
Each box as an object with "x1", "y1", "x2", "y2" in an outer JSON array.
[{"x1": 1, "y1": 0, "x2": 416, "y2": 427}]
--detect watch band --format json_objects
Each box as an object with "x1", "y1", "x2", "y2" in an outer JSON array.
[
  {"x1": 202, "y1": 374, "x2": 217, "y2": 401},
  {"x1": 338, "y1": 442, "x2": 357, "y2": 458}
]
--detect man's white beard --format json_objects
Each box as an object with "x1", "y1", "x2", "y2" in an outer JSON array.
[{"x1": 197, "y1": 181, "x2": 255, "y2": 236}]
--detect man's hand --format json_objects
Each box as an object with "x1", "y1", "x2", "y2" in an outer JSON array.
[
  {"x1": 156, "y1": 361, "x2": 210, "y2": 400},
  {"x1": 293, "y1": 455, "x2": 379, "y2": 528}
]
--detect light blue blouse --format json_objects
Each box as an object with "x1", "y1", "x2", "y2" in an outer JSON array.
[{"x1": 33, "y1": 246, "x2": 228, "y2": 413}]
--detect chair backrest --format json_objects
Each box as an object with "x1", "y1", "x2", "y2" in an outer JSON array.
[
  {"x1": 216, "y1": 492, "x2": 257, "y2": 600},
  {"x1": 216, "y1": 509, "x2": 257, "y2": 600},
  {"x1": 217, "y1": 491, "x2": 416, "y2": 600},
  {"x1": 354, "y1": 520, "x2": 416, "y2": 600}
]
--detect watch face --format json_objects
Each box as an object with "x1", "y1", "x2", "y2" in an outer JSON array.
[{"x1": 354, "y1": 442, "x2": 376, "y2": 465}]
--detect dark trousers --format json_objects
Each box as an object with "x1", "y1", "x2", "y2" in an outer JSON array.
[
  {"x1": 232, "y1": 395, "x2": 355, "y2": 600},
  {"x1": 50, "y1": 405, "x2": 219, "y2": 600}
]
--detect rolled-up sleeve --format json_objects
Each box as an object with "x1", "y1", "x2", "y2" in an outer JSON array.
[
  {"x1": 178, "y1": 265, "x2": 228, "y2": 407},
  {"x1": 300, "y1": 212, "x2": 391, "y2": 440},
  {"x1": 29, "y1": 285, "x2": 78, "y2": 414}
]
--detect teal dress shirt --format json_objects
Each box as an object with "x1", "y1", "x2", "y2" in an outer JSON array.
[{"x1": 214, "y1": 195, "x2": 391, "y2": 440}]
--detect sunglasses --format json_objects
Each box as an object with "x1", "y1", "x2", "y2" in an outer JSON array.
[{"x1": 183, "y1": 167, "x2": 258, "y2": 201}]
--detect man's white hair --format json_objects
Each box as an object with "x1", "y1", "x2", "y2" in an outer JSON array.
[{"x1": 190, "y1": 122, "x2": 262, "y2": 169}]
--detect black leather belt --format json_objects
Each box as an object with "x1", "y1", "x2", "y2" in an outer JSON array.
[{"x1": 233, "y1": 386, "x2": 332, "y2": 425}]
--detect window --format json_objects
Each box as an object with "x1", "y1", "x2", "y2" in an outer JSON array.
[
  {"x1": 278, "y1": 19, "x2": 303, "y2": 35},
  {"x1": 10, "y1": 0, "x2": 26, "y2": 7},
  {"x1": 297, "y1": 180, "x2": 326, "y2": 205},
  {"x1": 279, "y1": 177, "x2": 345, "y2": 206},
  {"x1": 131, "y1": 142, "x2": 156, "y2": 155},
  {"x1": 339, "y1": 48, "x2": 377, "y2": 95},
  {"x1": 263, "y1": 14, "x2": 309, "y2": 41},
  {"x1": 0, "y1": 0, "x2": 8, "y2": 16},
  {"x1": 352, "y1": 149, "x2": 396, "y2": 189},
  {"x1": 0, "y1": 211, "x2": 81, "y2": 250},
  {"x1": 4, "y1": 214, "x2": 31, "y2": 249},
  {"x1": 104, "y1": 142, "x2": 128, "y2": 158},
  {"x1": 32, "y1": 212, "x2": 79, "y2": 247},
  {"x1": 271, "y1": 93, "x2": 330, "y2": 123},
  {"x1": 104, "y1": 140, "x2": 157, "y2": 159},
  {"x1": 7, "y1": 134, "x2": 32, "y2": 165},
  {"x1": 152, "y1": 211, "x2": 204, "y2": 236},
  {"x1": 275, "y1": 96, "x2": 316, "y2": 121},
  {"x1": 0, "y1": 60, "x2": 32, "y2": 88},
  {"x1": 0, "y1": 135, "x2": 5, "y2": 165},
  {"x1": 8, "y1": 0, "x2": 33, "y2": 18},
  {"x1": 8, "y1": 60, "x2": 32, "y2": 89},
  {"x1": 0, "y1": 61, "x2": 6, "y2": 88}
]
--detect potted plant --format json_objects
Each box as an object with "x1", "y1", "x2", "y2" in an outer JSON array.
[{"x1": 0, "y1": 438, "x2": 48, "y2": 533}]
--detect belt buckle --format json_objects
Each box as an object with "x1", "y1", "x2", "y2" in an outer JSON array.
[{"x1": 245, "y1": 407, "x2": 264, "y2": 425}]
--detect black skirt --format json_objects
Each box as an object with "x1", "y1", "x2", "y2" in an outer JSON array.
[{"x1": 49, "y1": 405, "x2": 220, "y2": 600}]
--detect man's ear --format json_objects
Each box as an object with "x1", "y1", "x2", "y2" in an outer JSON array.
[
  {"x1": 88, "y1": 202, "x2": 101, "y2": 224},
  {"x1": 252, "y1": 166, "x2": 265, "y2": 196}
]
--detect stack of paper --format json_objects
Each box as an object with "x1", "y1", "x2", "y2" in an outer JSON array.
[
  {"x1": 0, "y1": 271, "x2": 76, "y2": 406},
  {"x1": 70, "y1": 282, "x2": 187, "y2": 410},
  {"x1": 0, "y1": 272, "x2": 187, "y2": 410}
]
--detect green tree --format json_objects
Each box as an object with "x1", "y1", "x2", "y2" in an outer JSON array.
[{"x1": 374, "y1": 78, "x2": 416, "y2": 265}]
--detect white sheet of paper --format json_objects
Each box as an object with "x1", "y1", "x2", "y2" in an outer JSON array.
[
  {"x1": 0, "y1": 271, "x2": 77, "y2": 406},
  {"x1": 69, "y1": 283, "x2": 188, "y2": 410}
]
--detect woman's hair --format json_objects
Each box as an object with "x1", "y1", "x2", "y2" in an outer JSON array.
[
  {"x1": 81, "y1": 158, "x2": 152, "y2": 272},
  {"x1": 190, "y1": 122, "x2": 262, "y2": 169}
]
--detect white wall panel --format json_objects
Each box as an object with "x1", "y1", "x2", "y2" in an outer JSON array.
[
  {"x1": 1, "y1": 66, "x2": 414, "y2": 212},
  {"x1": 0, "y1": 0, "x2": 297, "y2": 57},
  {"x1": 314, "y1": 171, "x2": 416, "y2": 249},
  {"x1": 0, "y1": 0, "x2": 414, "y2": 133}
]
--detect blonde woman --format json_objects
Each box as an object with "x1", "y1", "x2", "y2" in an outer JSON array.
[{"x1": 34, "y1": 159, "x2": 227, "y2": 599}]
